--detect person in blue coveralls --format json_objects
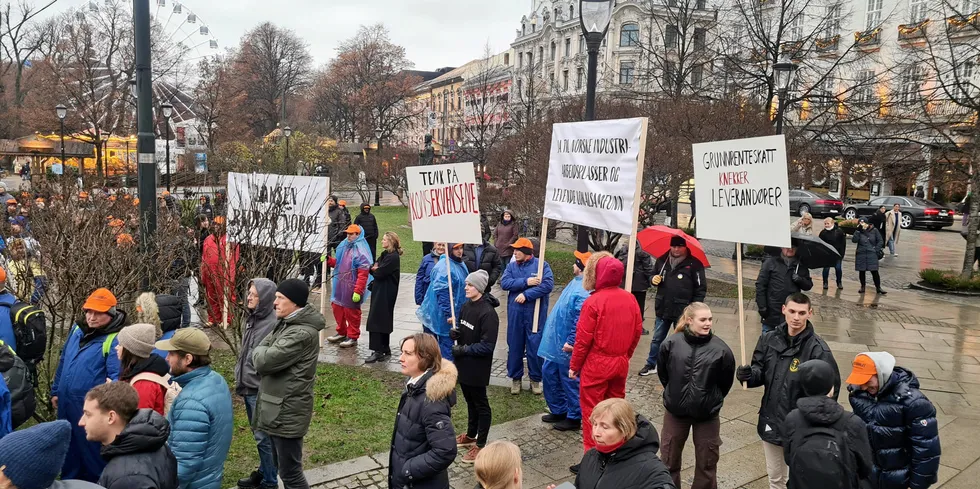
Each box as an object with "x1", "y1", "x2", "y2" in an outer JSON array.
[
  {"x1": 414, "y1": 242, "x2": 446, "y2": 305},
  {"x1": 417, "y1": 243, "x2": 468, "y2": 360},
  {"x1": 51, "y1": 288, "x2": 125, "y2": 482},
  {"x1": 538, "y1": 250, "x2": 591, "y2": 432},
  {"x1": 500, "y1": 237, "x2": 554, "y2": 396}
]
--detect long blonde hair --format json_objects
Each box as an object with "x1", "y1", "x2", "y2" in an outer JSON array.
[
  {"x1": 134, "y1": 292, "x2": 163, "y2": 339},
  {"x1": 475, "y1": 440, "x2": 522, "y2": 489},
  {"x1": 582, "y1": 251, "x2": 614, "y2": 291},
  {"x1": 675, "y1": 302, "x2": 711, "y2": 333},
  {"x1": 383, "y1": 231, "x2": 404, "y2": 256}
]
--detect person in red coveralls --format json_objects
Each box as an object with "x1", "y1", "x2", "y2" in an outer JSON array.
[
  {"x1": 324, "y1": 224, "x2": 374, "y2": 349},
  {"x1": 569, "y1": 251, "x2": 643, "y2": 468},
  {"x1": 201, "y1": 216, "x2": 239, "y2": 327}
]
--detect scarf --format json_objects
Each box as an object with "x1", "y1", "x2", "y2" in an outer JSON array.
[
  {"x1": 595, "y1": 438, "x2": 627, "y2": 454},
  {"x1": 668, "y1": 253, "x2": 686, "y2": 269}
]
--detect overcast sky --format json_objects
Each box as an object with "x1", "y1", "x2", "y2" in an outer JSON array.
[{"x1": 51, "y1": 0, "x2": 531, "y2": 69}]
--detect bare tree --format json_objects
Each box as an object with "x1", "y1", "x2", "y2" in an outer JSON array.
[
  {"x1": 0, "y1": 0, "x2": 54, "y2": 136},
  {"x1": 454, "y1": 44, "x2": 512, "y2": 193}
]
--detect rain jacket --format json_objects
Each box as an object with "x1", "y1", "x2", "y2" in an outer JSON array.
[
  {"x1": 388, "y1": 360, "x2": 458, "y2": 489},
  {"x1": 0, "y1": 291, "x2": 18, "y2": 351},
  {"x1": 755, "y1": 256, "x2": 813, "y2": 327},
  {"x1": 500, "y1": 257, "x2": 554, "y2": 334},
  {"x1": 330, "y1": 233, "x2": 373, "y2": 309},
  {"x1": 575, "y1": 415, "x2": 675, "y2": 489},
  {"x1": 417, "y1": 255, "x2": 468, "y2": 337},
  {"x1": 252, "y1": 305, "x2": 326, "y2": 438},
  {"x1": 167, "y1": 366, "x2": 233, "y2": 489},
  {"x1": 235, "y1": 278, "x2": 277, "y2": 396},
  {"x1": 414, "y1": 251, "x2": 441, "y2": 305},
  {"x1": 570, "y1": 258, "x2": 643, "y2": 378},
  {"x1": 657, "y1": 328, "x2": 736, "y2": 421},
  {"x1": 783, "y1": 395, "x2": 873, "y2": 489},
  {"x1": 538, "y1": 275, "x2": 589, "y2": 366},
  {"x1": 743, "y1": 321, "x2": 839, "y2": 446},
  {"x1": 98, "y1": 409, "x2": 178, "y2": 489},
  {"x1": 848, "y1": 352, "x2": 940, "y2": 489}
]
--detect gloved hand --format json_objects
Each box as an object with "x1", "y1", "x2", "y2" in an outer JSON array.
[
  {"x1": 352, "y1": 292, "x2": 362, "y2": 303},
  {"x1": 651, "y1": 275, "x2": 663, "y2": 286},
  {"x1": 736, "y1": 366, "x2": 753, "y2": 383},
  {"x1": 449, "y1": 328, "x2": 459, "y2": 341},
  {"x1": 759, "y1": 308, "x2": 768, "y2": 320},
  {"x1": 320, "y1": 254, "x2": 328, "y2": 263},
  {"x1": 792, "y1": 274, "x2": 804, "y2": 285},
  {"x1": 451, "y1": 345, "x2": 465, "y2": 358}
]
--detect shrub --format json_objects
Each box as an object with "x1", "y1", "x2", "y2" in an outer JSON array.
[
  {"x1": 919, "y1": 269, "x2": 980, "y2": 292},
  {"x1": 745, "y1": 244, "x2": 767, "y2": 258}
]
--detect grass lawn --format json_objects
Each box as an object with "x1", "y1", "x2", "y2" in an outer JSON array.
[{"x1": 211, "y1": 350, "x2": 545, "y2": 487}]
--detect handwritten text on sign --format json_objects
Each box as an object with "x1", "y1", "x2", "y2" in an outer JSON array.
[
  {"x1": 405, "y1": 162, "x2": 483, "y2": 244},
  {"x1": 226, "y1": 172, "x2": 330, "y2": 252},
  {"x1": 544, "y1": 118, "x2": 644, "y2": 234},
  {"x1": 692, "y1": 135, "x2": 791, "y2": 248}
]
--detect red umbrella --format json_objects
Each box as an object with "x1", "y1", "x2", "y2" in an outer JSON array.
[{"x1": 637, "y1": 226, "x2": 710, "y2": 268}]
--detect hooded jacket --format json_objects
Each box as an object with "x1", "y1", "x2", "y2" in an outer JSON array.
[
  {"x1": 194, "y1": 196, "x2": 214, "y2": 220},
  {"x1": 657, "y1": 328, "x2": 736, "y2": 421},
  {"x1": 415, "y1": 251, "x2": 442, "y2": 305},
  {"x1": 652, "y1": 253, "x2": 707, "y2": 322},
  {"x1": 538, "y1": 275, "x2": 590, "y2": 366},
  {"x1": 755, "y1": 256, "x2": 813, "y2": 327},
  {"x1": 782, "y1": 396, "x2": 873, "y2": 489},
  {"x1": 848, "y1": 352, "x2": 940, "y2": 489},
  {"x1": 252, "y1": 305, "x2": 326, "y2": 438},
  {"x1": 235, "y1": 278, "x2": 277, "y2": 396},
  {"x1": 744, "y1": 322, "x2": 839, "y2": 446},
  {"x1": 98, "y1": 409, "x2": 178, "y2": 489},
  {"x1": 167, "y1": 366, "x2": 233, "y2": 489},
  {"x1": 493, "y1": 210, "x2": 519, "y2": 258},
  {"x1": 52, "y1": 312, "x2": 126, "y2": 401},
  {"x1": 570, "y1": 258, "x2": 643, "y2": 377},
  {"x1": 454, "y1": 295, "x2": 499, "y2": 386},
  {"x1": 575, "y1": 415, "x2": 675, "y2": 489},
  {"x1": 353, "y1": 204, "x2": 379, "y2": 240},
  {"x1": 389, "y1": 360, "x2": 458, "y2": 489},
  {"x1": 462, "y1": 241, "x2": 502, "y2": 294}
]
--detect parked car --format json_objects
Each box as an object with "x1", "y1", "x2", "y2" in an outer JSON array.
[
  {"x1": 842, "y1": 195, "x2": 955, "y2": 230},
  {"x1": 789, "y1": 190, "x2": 844, "y2": 217}
]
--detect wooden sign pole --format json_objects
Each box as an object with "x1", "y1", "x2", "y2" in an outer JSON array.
[
  {"x1": 320, "y1": 180, "x2": 331, "y2": 317},
  {"x1": 221, "y1": 233, "x2": 231, "y2": 330},
  {"x1": 624, "y1": 118, "x2": 649, "y2": 293},
  {"x1": 736, "y1": 242, "x2": 747, "y2": 389},
  {"x1": 446, "y1": 254, "x2": 457, "y2": 326},
  {"x1": 531, "y1": 217, "x2": 549, "y2": 333}
]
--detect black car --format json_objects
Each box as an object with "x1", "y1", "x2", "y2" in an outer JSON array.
[
  {"x1": 842, "y1": 195, "x2": 955, "y2": 230},
  {"x1": 789, "y1": 190, "x2": 844, "y2": 217}
]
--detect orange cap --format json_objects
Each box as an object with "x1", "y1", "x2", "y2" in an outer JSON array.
[
  {"x1": 35, "y1": 198, "x2": 44, "y2": 203},
  {"x1": 345, "y1": 224, "x2": 361, "y2": 234},
  {"x1": 213, "y1": 216, "x2": 226, "y2": 224},
  {"x1": 339, "y1": 200, "x2": 347, "y2": 206},
  {"x1": 0, "y1": 267, "x2": 6, "y2": 284},
  {"x1": 83, "y1": 288, "x2": 117, "y2": 313},
  {"x1": 123, "y1": 194, "x2": 132, "y2": 200},
  {"x1": 574, "y1": 250, "x2": 592, "y2": 265},
  {"x1": 79, "y1": 192, "x2": 89, "y2": 199},
  {"x1": 511, "y1": 237, "x2": 534, "y2": 250},
  {"x1": 161, "y1": 191, "x2": 171, "y2": 197},
  {"x1": 108, "y1": 195, "x2": 116, "y2": 201},
  {"x1": 5, "y1": 199, "x2": 15, "y2": 205},
  {"x1": 108, "y1": 219, "x2": 125, "y2": 228},
  {"x1": 116, "y1": 233, "x2": 134, "y2": 246},
  {"x1": 846, "y1": 354, "x2": 877, "y2": 385},
  {"x1": 452, "y1": 243, "x2": 464, "y2": 249},
  {"x1": 133, "y1": 198, "x2": 140, "y2": 205}
]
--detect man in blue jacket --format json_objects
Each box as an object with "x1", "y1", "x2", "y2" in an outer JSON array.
[
  {"x1": 537, "y1": 251, "x2": 590, "y2": 431},
  {"x1": 500, "y1": 237, "x2": 554, "y2": 395},
  {"x1": 0, "y1": 268, "x2": 17, "y2": 351},
  {"x1": 414, "y1": 242, "x2": 445, "y2": 305},
  {"x1": 156, "y1": 328, "x2": 233, "y2": 489},
  {"x1": 51, "y1": 288, "x2": 125, "y2": 482}
]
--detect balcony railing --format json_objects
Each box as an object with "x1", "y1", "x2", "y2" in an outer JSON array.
[
  {"x1": 815, "y1": 35, "x2": 839, "y2": 53},
  {"x1": 898, "y1": 20, "x2": 929, "y2": 41},
  {"x1": 779, "y1": 40, "x2": 805, "y2": 59},
  {"x1": 854, "y1": 28, "x2": 881, "y2": 48},
  {"x1": 947, "y1": 11, "x2": 980, "y2": 35}
]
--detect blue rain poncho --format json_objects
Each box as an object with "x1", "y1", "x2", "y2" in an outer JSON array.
[
  {"x1": 416, "y1": 255, "x2": 468, "y2": 337},
  {"x1": 538, "y1": 275, "x2": 590, "y2": 365},
  {"x1": 331, "y1": 231, "x2": 374, "y2": 308}
]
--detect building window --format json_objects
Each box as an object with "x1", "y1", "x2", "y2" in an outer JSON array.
[
  {"x1": 577, "y1": 67, "x2": 584, "y2": 89},
  {"x1": 619, "y1": 61, "x2": 635, "y2": 84},
  {"x1": 854, "y1": 69, "x2": 876, "y2": 104},
  {"x1": 814, "y1": 75, "x2": 837, "y2": 107},
  {"x1": 665, "y1": 61, "x2": 677, "y2": 90},
  {"x1": 522, "y1": 24, "x2": 526, "y2": 36},
  {"x1": 866, "y1": 0, "x2": 882, "y2": 29},
  {"x1": 824, "y1": 5, "x2": 841, "y2": 38},
  {"x1": 579, "y1": 34, "x2": 585, "y2": 53},
  {"x1": 550, "y1": 41, "x2": 557, "y2": 60},
  {"x1": 665, "y1": 25, "x2": 678, "y2": 49},
  {"x1": 899, "y1": 64, "x2": 924, "y2": 104},
  {"x1": 563, "y1": 70, "x2": 569, "y2": 90},
  {"x1": 691, "y1": 64, "x2": 704, "y2": 88},
  {"x1": 538, "y1": 46, "x2": 544, "y2": 61},
  {"x1": 517, "y1": 79, "x2": 523, "y2": 97},
  {"x1": 694, "y1": 28, "x2": 706, "y2": 50},
  {"x1": 620, "y1": 23, "x2": 640, "y2": 47},
  {"x1": 956, "y1": 60, "x2": 976, "y2": 98},
  {"x1": 518, "y1": 52, "x2": 523, "y2": 68},
  {"x1": 964, "y1": 0, "x2": 980, "y2": 14},
  {"x1": 570, "y1": 4, "x2": 574, "y2": 18},
  {"x1": 789, "y1": 12, "x2": 805, "y2": 40},
  {"x1": 457, "y1": 90, "x2": 462, "y2": 110},
  {"x1": 528, "y1": 52, "x2": 533, "y2": 66},
  {"x1": 504, "y1": 53, "x2": 510, "y2": 65},
  {"x1": 565, "y1": 38, "x2": 571, "y2": 57},
  {"x1": 549, "y1": 72, "x2": 555, "y2": 90},
  {"x1": 696, "y1": 0, "x2": 706, "y2": 8},
  {"x1": 909, "y1": 0, "x2": 927, "y2": 22}
]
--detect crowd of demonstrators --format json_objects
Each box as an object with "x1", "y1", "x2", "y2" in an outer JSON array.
[
  {"x1": 853, "y1": 218, "x2": 887, "y2": 295},
  {"x1": 500, "y1": 238, "x2": 554, "y2": 395},
  {"x1": 365, "y1": 232, "x2": 403, "y2": 364},
  {"x1": 755, "y1": 245, "x2": 813, "y2": 333},
  {"x1": 615, "y1": 241, "x2": 655, "y2": 335}
]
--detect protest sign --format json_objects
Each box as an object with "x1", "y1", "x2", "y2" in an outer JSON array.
[
  {"x1": 692, "y1": 135, "x2": 791, "y2": 248},
  {"x1": 226, "y1": 172, "x2": 331, "y2": 253},
  {"x1": 543, "y1": 118, "x2": 645, "y2": 235},
  {"x1": 405, "y1": 162, "x2": 483, "y2": 245}
]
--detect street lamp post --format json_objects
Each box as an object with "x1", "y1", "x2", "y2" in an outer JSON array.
[
  {"x1": 577, "y1": 0, "x2": 614, "y2": 253},
  {"x1": 283, "y1": 126, "x2": 293, "y2": 173},
  {"x1": 56, "y1": 104, "x2": 67, "y2": 188},
  {"x1": 375, "y1": 127, "x2": 382, "y2": 207},
  {"x1": 134, "y1": 0, "x2": 157, "y2": 273},
  {"x1": 773, "y1": 55, "x2": 798, "y2": 135},
  {"x1": 161, "y1": 102, "x2": 173, "y2": 192}
]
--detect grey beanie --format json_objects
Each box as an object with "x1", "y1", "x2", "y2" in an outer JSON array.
[
  {"x1": 465, "y1": 270, "x2": 489, "y2": 293},
  {"x1": 117, "y1": 323, "x2": 158, "y2": 358}
]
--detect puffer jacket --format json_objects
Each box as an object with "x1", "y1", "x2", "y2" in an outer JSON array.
[
  {"x1": 755, "y1": 256, "x2": 813, "y2": 327},
  {"x1": 652, "y1": 254, "x2": 707, "y2": 322},
  {"x1": 575, "y1": 415, "x2": 675, "y2": 489},
  {"x1": 167, "y1": 367, "x2": 233, "y2": 489},
  {"x1": 848, "y1": 353, "x2": 940, "y2": 489},
  {"x1": 462, "y1": 241, "x2": 502, "y2": 294},
  {"x1": 353, "y1": 204, "x2": 379, "y2": 240},
  {"x1": 155, "y1": 294, "x2": 182, "y2": 333},
  {"x1": 570, "y1": 257, "x2": 643, "y2": 378},
  {"x1": 657, "y1": 327, "x2": 735, "y2": 421},
  {"x1": 234, "y1": 278, "x2": 277, "y2": 396},
  {"x1": 743, "y1": 322, "x2": 840, "y2": 446},
  {"x1": 852, "y1": 226, "x2": 883, "y2": 272},
  {"x1": 389, "y1": 360, "x2": 458, "y2": 489},
  {"x1": 98, "y1": 409, "x2": 178, "y2": 489},
  {"x1": 782, "y1": 396, "x2": 872, "y2": 489},
  {"x1": 252, "y1": 305, "x2": 326, "y2": 438},
  {"x1": 615, "y1": 242, "x2": 656, "y2": 292}
]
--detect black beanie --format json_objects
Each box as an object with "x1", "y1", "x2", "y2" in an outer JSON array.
[
  {"x1": 799, "y1": 359, "x2": 836, "y2": 396},
  {"x1": 670, "y1": 236, "x2": 687, "y2": 247},
  {"x1": 277, "y1": 278, "x2": 310, "y2": 307}
]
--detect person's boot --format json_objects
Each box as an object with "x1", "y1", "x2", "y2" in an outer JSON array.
[
  {"x1": 876, "y1": 288, "x2": 888, "y2": 295},
  {"x1": 237, "y1": 470, "x2": 262, "y2": 489},
  {"x1": 553, "y1": 418, "x2": 582, "y2": 431},
  {"x1": 530, "y1": 381, "x2": 543, "y2": 395},
  {"x1": 858, "y1": 287, "x2": 866, "y2": 294},
  {"x1": 541, "y1": 412, "x2": 566, "y2": 423},
  {"x1": 823, "y1": 281, "x2": 829, "y2": 290},
  {"x1": 837, "y1": 281, "x2": 843, "y2": 290},
  {"x1": 511, "y1": 379, "x2": 521, "y2": 395},
  {"x1": 364, "y1": 352, "x2": 383, "y2": 364},
  {"x1": 339, "y1": 338, "x2": 358, "y2": 348}
]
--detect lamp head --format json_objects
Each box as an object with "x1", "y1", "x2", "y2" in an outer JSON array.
[
  {"x1": 283, "y1": 126, "x2": 293, "y2": 138},
  {"x1": 774, "y1": 55, "x2": 797, "y2": 92},
  {"x1": 56, "y1": 104, "x2": 68, "y2": 120},
  {"x1": 375, "y1": 127, "x2": 382, "y2": 140},
  {"x1": 161, "y1": 102, "x2": 174, "y2": 119},
  {"x1": 580, "y1": 0, "x2": 614, "y2": 39}
]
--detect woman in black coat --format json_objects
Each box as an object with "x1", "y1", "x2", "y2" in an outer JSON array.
[
  {"x1": 819, "y1": 217, "x2": 847, "y2": 290},
  {"x1": 852, "y1": 218, "x2": 886, "y2": 295},
  {"x1": 365, "y1": 232, "x2": 402, "y2": 364},
  {"x1": 656, "y1": 302, "x2": 734, "y2": 489}
]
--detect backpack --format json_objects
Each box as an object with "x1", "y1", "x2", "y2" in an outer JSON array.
[
  {"x1": 788, "y1": 417, "x2": 851, "y2": 489},
  {"x1": 0, "y1": 341, "x2": 36, "y2": 428},
  {"x1": 129, "y1": 373, "x2": 182, "y2": 416},
  {"x1": 8, "y1": 302, "x2": 46, "y2": 364}
]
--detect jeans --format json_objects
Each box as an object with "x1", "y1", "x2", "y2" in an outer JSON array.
[
  {"x1": 171, "y1": 278, "x2": 191, "y2": 328},
  {"x1": 459, "y1": 383, "x2": 492, "y2": 447},
  {"x1": 644, "y1": 318, "x2": 672, "y2": 368},
  {"x1": 888, "y1": 237, "x2": 897, "y2": 255},
  {"x1": 242, "y1": 394, "x2": 278, "y2": 485},
  {"x1": 822, "y1": 260, "x2": 843, "y2": 286},
  {"x1": 271, "y1": 436, "x2": 309, "y2": 489}
]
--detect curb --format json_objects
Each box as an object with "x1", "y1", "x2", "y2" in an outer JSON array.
[{"x1": 909, "y1": 281, "x2": 980, "y2": 297}]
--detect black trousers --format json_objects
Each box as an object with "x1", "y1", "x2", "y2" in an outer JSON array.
[
  {"x1": 271, "y1": 435, "x2": 309, "y2": 489},
  {"x1": 366, "y1": 237, "x2": 378, "y2": 261},
  {"x1": 859, "y1": 271, "x2": 881, "y2": 289},
  {"x1": 369, "y1": 332, "x2": 391, "y2": 354},
  {"x1": 632, "y1": 291, "x2": 647, "y2": 318},
  {"x1": 460, "y1": 383, "x2": 492, "y2": 447}
]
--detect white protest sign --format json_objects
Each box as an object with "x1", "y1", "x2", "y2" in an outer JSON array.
[
  {"x1": 692, "y1": 135, "x2": 791, "y2": 248},
  {"x1": 226, "y1": 172, "x2": 330, "y2": 252},
  {"x1": 405, "y1": 162, "x2": 482, "y2": 244},
  {"x1": 543, "y1": 117, "x2": 644, "y2": 235}
]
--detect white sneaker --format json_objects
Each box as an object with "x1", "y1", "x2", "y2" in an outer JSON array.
[
  {"x1": 326, "y1": 334, "x2": 346, "y2": 344},
  {"x1": 530, "y1": 381, "x2": 543, "y2": 395},
  {"x1": 511, "y1": 379, "x2": 521, "y2": 395}
]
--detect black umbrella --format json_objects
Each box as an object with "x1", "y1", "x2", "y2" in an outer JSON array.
[{"x1": 788, "y1": 232, "x2": 842, "y2": 269}]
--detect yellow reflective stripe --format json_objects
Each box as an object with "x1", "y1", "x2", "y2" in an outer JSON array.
[
  {"x1": 0, "y1": 340, "x2": 14, "y2": 355},
  {"x1": 103, "y1": 333, "x2": 118, "y2": 357}
]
